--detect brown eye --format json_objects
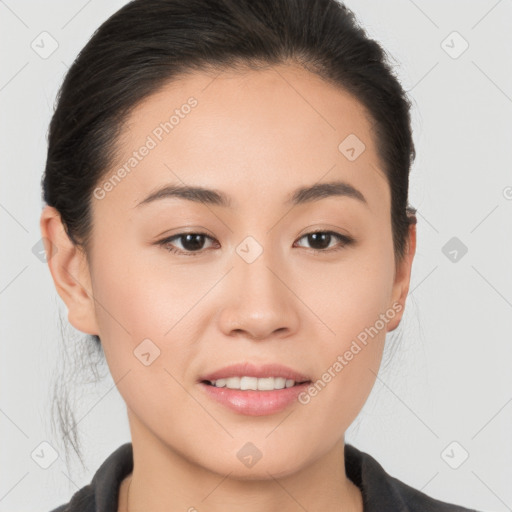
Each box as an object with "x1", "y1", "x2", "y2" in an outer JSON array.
[
  {"x1": 158, "y1": 230, "x2": 354, "y2": 257},
  {"x1": 158, "y1": 232, "x2": 217, "y2": 256},
  {"x1": 294, "y1": 231, "x2": 354, "y2": 253}
]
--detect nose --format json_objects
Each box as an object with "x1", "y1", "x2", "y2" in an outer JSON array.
[{"x1": 216, "y1": 248, "x2": 301, "y2": 341}]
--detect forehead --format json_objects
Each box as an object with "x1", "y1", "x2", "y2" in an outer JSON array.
[{"x1": 95, "y1": 63, "x2": 389, "y2": 217}]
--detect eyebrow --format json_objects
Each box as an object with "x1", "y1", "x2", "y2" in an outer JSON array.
[{"x1": 135, "y1": 180, "x2": 368, "y2": 209}]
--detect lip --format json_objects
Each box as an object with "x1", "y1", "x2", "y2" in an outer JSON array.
[
  {"x1": 198, "y1": 362, "x2": 312, "y2": 416},
  {"x1": 199, "y1": 381, "x2": 311, "y2": 416},
  {"x1": 199, "y1": 362, "x2": 311, "y2": 383}
]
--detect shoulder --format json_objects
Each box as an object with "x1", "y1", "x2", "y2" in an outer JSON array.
[
  {"x1": 344, "y1": 443, "x2": 481, "y2": 512},
  {"x1": 47, "y1": 484, "x2": 95, "y2": 512},
  {"x1": 48, "y1": 443, "x2": 133, "y2": 512},
  {"x1": 379, "y1": 471, "x2": 480, "y2": 511}
]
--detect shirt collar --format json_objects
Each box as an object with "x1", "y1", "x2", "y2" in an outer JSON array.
[
  {"x1": 82, "y1": 442, "x2": 424, "y2": 512},
  {"x1": 345, "y1": 443, "x2": 409, "y2": 511}
]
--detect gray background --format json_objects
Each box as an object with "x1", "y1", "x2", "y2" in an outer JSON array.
[{"x1": 1, "y1": 0, "x2": 511, "y2": 511}]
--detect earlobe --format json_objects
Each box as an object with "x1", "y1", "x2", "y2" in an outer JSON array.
[
  {"x1": 39, "y1": 205, "x2": 99, "y2": 335},
  {"x1": 387, "y1": 222, "x2": 417, "y2": 332}
]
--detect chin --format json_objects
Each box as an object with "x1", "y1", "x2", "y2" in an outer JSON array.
[{"x1": 200, "y1": 449, "x2": 309, "y2": 481}]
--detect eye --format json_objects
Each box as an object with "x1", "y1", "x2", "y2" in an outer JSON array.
[
  {"x1": 157, "y1": 232, "x2": 218, "y2": 256},
  {"x1": 157, "y1": 230, "x2": 354, "y2": 256},
  {"x1": 294, "y1": 230, "x2": 354, "y2": 253}
]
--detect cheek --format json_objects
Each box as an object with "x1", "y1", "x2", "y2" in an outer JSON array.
[
  {"x1": 88, "y1": 239, "x2": 196, "y2": 382},
  {"x1": 293, "y1": 234, "x2": 395, "y2": 426},
  {"x1": 90, "y1": 231, "x2": 201, "y2": 338},
  {"x1": 299, "y1": 231, "x2": 395, "y2": 344},
  {"x1": 88, "y1": 248, "x2": 198, "y2": 437}
]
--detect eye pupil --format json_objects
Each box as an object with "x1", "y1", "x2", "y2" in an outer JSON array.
[
  {"x1": 182, "y1": 234, "x2": 205, "y2": 251},
  {"x1": 162, "y1": 230, "x2": 349, "y2": 256},
  {"x1": 308, "y1": 232, "x2": 331, "y2": 250}
]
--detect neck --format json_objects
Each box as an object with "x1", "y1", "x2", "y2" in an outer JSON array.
[
  {"x1": 118, "y1": 450, "x2": 363, "y2": 512},
  {"x1": 118, "y1": 414, "x2": 363, "y2": 512}
]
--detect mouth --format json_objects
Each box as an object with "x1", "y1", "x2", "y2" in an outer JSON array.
[
  {"x1": 198, "y1": 363, "x2": 313, "y2": 416},
  {"x1": 201, "y1": 376, "x2": 311, "y2": 391}
]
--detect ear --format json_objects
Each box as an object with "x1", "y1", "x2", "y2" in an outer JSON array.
[
  {"x1": 386, "y1": 221, "x2": 417, "y2": 332},
  {"x1": 39, "y1": 205, "x2": 99, "y2": 335}
]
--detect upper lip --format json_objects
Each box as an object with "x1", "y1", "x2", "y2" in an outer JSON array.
[{"x1": 200, "y1": 362, "x2": 311, "y2": 383}]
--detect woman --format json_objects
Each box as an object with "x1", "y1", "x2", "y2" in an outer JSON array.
[{"x1": 40, "y1": 0, "x2": 479, "y2": 510}]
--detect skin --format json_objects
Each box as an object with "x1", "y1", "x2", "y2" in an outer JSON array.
[{"x1": 40, "y1": 62, "x2": 416, "y2": 512}]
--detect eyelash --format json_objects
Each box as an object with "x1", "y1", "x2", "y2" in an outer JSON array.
[{"x1": 157, "y1": 230, "x2": 354, "y2": 257}]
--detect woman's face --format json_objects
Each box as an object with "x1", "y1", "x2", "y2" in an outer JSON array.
[{"x1": 46, "y1": 63, "x2": 415, "y2": 478}]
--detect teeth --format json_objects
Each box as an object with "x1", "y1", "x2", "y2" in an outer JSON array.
[{"x1": 209, "y1": 376, "x2": 298, "y2": 390}]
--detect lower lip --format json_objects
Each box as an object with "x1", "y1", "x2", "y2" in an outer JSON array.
[{"x1": 199, "y1": 381, "x2": 310, "y2": 416}]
